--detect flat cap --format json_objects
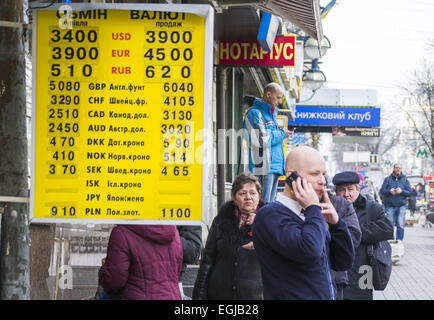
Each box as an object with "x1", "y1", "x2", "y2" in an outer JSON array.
[{"x1": 332, "y1": 171, "x2": 360, "y2": 186}]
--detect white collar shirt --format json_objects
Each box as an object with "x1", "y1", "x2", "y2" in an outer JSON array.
[{"x1": 275, "y1": 192, "x2": 306, "y2": 221}]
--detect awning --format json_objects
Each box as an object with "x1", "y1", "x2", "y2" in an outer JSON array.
[
  {"x1": 216, "y1": 0, "x2": 323, "y2": 41},
  {"x1": 254, "y1": 0, "x2": 323, "y2": 41}
]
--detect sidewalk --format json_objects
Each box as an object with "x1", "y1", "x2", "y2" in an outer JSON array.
[{"x1": 373, "y1": 213, "x2": 434, "y2": 300}]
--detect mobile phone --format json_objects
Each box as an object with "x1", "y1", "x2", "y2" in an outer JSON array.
[{"x1": 286, "y1": 171, "x2": 303, "y2": 189}]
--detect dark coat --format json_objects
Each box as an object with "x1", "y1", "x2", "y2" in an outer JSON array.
[
  {"x1": 176, "y1": 225, "x2": 202, "y2": 280},
  {"x1": 192, "y1": 200, "x2": 265, "y2": 300},
  {"x1": 99, "y1": 225, "x2": 182, "y2": 300},
  {"x1": 343, "y1": 195, "x2": 394, "y2": 300},
  {"x1": 380, "y1": 173, "x2": 412, "y2": 207},
  {"x1": 330, "y1": 195, "x2": 362, "y2": 286},
  {"x1": 408, "y1": 190, "x2": 417, "y2": 212},
  {"x1": 252, "y1": 201, "x2": 355, "y2": 300}
]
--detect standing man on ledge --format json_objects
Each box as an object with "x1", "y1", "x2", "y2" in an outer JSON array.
[
  {"x1": 243, "y1": 82, "x2": 292, "y2": 203},
  {"x1": 252, "y1": 146, "x2": 355, "y2": 299}
]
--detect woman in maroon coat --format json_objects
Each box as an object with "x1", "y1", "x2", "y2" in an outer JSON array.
[{"x1": 99, "y1": 225, "x2": 183, "y2": 300}]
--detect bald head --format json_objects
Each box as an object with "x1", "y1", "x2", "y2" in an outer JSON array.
[
  {"x1": 285, "y1": 146, "x2": 324, "y2": 172},
  {"x1": 262, "y1": 82, "x2": 283, "y2": 108},
  {"x1": 284, "y1": 146, "x2": 327, "y2": 198},
  {"x1": 263, "y1": 82, "x2": 283, "y2": 95}
]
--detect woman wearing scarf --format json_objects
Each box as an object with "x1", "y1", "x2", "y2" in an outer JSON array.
[{"x1": 192, "y1": 173, "x2": 265, "y2": 300}]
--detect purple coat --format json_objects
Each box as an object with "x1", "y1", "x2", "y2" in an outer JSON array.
[{"x1": 99, "y1": 225, "x2": 183, "y2": 300}]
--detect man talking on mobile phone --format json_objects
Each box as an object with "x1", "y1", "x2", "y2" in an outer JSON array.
[{"x1": 252, "y1": 146, "x2": 355, "y2": 300}]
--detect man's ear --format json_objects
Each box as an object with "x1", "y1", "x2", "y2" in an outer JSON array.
[{"x1": 263, "y1": 91, "x2": 271, "y2": 102}]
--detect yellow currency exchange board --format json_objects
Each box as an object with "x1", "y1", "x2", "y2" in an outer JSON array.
[{"x1": 31, "y1": 4, "x2": 213, "y2": 224}]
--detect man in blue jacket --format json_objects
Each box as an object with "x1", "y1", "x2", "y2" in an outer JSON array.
[
  {"x1": 243, "y1": 82, "x2": 291, "y2": 203},
  {"x1": 252, "y1": 146, "x2": 355, "y2": 299},
  {"x1": 380, "y1": 163, "x2": 411, "y2": 241}
]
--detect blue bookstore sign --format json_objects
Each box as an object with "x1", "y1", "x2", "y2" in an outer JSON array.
[{"x1": 289, "y1": 106, "x2": 380, "y2": 127}]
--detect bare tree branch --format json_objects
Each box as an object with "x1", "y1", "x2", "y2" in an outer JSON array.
[
  {"x1": 402, "y1": 108, "x2": 433, "y2": 155},
  {"x1": 400, "y1": 59, "x2": 434, "y2": 163}
]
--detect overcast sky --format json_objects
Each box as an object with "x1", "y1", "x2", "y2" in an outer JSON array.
[{"x1": 320, "y1": 0, "x2": 434, "y2": 108}]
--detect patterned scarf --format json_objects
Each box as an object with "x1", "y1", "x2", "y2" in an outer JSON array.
[{"x1": 238, "y1": 213, "x2": 249, "y2": 229}]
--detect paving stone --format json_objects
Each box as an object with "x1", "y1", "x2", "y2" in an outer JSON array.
[{"x1": 373, "y1": 224, "x2": 434, "y2": 300}]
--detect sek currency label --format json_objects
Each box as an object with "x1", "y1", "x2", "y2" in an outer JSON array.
[{"x1": 32, "y1": 7, "x2": 210, "y2": 224}]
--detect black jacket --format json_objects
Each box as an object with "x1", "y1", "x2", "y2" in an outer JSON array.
[
  {"x1": 343, "y1": 195, "x2": 394, "y2": 300},
  {"x1": 330, "y1": 195, "x2": 362, "y2": 286},
  {"x1": 192, "y1": 200, "x2": 265, "y2": 300},
  {"x1": 177, "y1": 225, "x2": 202, "y2": 281},
  {"x1": 408, "y1": 191, "x2": 417, "y2": 212}
]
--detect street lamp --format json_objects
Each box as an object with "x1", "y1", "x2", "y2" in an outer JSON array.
[
  {"x1": 302, "y1": 59, "x2": 326, "y2": 92},
  {"x1": 303, "y1": 36, "x2": 331, "y2": 60}
]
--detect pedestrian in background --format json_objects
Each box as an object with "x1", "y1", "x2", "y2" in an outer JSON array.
[
  {"x1": 408, "y1": 187, "x2": 417, "y2": 217},
  {"x1": 243, "y1": 82, "x2": 292, "y2": 203},
  {"x1": 177, "y1": 225, "x2": 202, "y2": 299},
  {"x1": 99, "y1": 225, "x2": 182, "y2": 300},
  {"x1": 380, "y1": 163, "x2": 412, "y2": 241},
  {"x1": 333, "y1": 171, "x2": 393, "y2": 300},
  {"x1": 193, "y1": 173, "x2": 265, "y2": 300},
  {"x1": 253, "y1": 146, "x2": 355, "y2": 300},
  {"x1": 358, "y1": 173, "x2": 375, "y2": 201}
]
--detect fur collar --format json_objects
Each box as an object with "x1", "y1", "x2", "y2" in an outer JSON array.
[{"x1": 218, "y1": 200, "x2": 266, "y2": 221}]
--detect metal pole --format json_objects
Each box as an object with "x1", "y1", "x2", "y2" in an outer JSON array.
[
  {"x1": 216, "y1": 67, "x2": 227, "y2": 209},
  {"x1": 355, "y1": 143, "x2": 359, "y2": 170},
  {"x1": 0, "y1": 0, "x2": 30, "y2": 300}
]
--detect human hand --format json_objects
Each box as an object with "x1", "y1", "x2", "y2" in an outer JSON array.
[
  {"x1": 284, "y1": 128, "x2": 293, "y2": 137},
  {"x1": 319, "y1": 190, "x2": 339, "y2": 225},
  {"x1": 395, "y1": 187, "x2": 402, "y2": 194},
  {"x1": 390, "y1": 188, "x2": 396, "y2": 195},
  {"x1": 291, "y1": 177, "x2": 320, "y2": 208},
  {"x1": 241, "y1": 241, "x2": 255, "y2": 250}
]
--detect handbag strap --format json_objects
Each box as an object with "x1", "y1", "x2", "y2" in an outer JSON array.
[
  {"x1": 367, "y1": 244, "x2": 374, "y2": 258},
  {"x1": 365, "y1": 199, "x2": 376, "y2": 258}
]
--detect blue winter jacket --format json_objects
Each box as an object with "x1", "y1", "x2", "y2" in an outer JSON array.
[
  {"x1": 252, "y1": 201, "x2": 355, "y2": 300},
  {"x1": 380, "y1": 173, "x2": 412, "y2": 207},
  {"x1": 243, "y1": 98, "x2": 286, "y2": 175}
]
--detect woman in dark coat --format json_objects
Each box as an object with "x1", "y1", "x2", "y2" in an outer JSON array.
[
  {"x1": 99, "y1": 225, "x2": 183, "y2": 300},
  {"x1": 193, "y1": 173, "x2": 265, "y2": 300},
  {"x1": 408, "y1": 187, "x2": 417, "y2": 217}
]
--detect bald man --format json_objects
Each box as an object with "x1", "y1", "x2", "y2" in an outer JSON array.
[
  {"x1": 252, "y1": 146, "x2": 355, "y2": 300},
  {"x1": 243, "y1": 82, "x2": 292, "y2": 203}
]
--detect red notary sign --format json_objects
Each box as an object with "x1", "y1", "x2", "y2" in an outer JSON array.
[{"x1": 218, "y1": 35, "x2": 296, "y2": 67}]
